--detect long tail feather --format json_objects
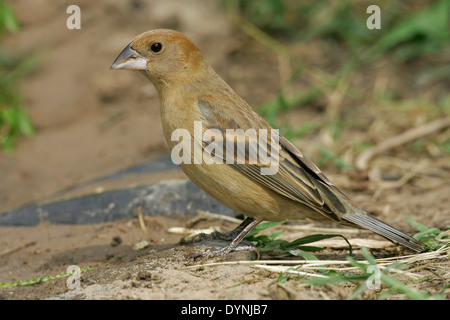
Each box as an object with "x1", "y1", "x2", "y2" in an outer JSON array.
[{"x1": 343, "y1": 212, "x2": 425, "y2": 252}]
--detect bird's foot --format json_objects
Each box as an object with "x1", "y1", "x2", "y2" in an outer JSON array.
[
  {"x1": 185, "y1": 231, "x2": 234, "y2": 244},
  {"x1": 195, "y1": 239, "x2": 260, "y2": 259},
  {"x1": 182, "y1": 217, "x2": 263, "y2": 258}
]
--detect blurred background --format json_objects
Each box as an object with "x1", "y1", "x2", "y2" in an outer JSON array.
[{"x1": 0, "y1": 0, "x2": 449, "y2": 227}]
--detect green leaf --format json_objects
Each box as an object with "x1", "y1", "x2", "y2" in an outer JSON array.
[
  {"x1": 18, "y1": 109, "x2": 34, "y2": 136},
  {"x1": 372, "y1": 0, "x2": 450, "y2": 60},
  {"x1": 346, "y1": 255, "x2": 369, "y2": 272},
  {"x1": 2, "y1": 2, "x2": 20, "y2": 33},
  {"x1": 289, "y1": 250, "x2": 319, "y2": 261},
  {"x1": 380, "y1": 273, "x2": 428, "y2": 300},
  {"x1": 245, "y1": 220, "x2": 287, "y2": 238},
  {"x1": 405, "y1": 216, "x2": 430, "y2": 232},
  {"x1": 361, "y1": 246, "x2": 377, "y2": 265},
  {"x1": 348, "y1": 282, "x2": 369, "y2": 300},
  {"x1": 282, "y1": 233, "x2": 352, "y2": 255}
]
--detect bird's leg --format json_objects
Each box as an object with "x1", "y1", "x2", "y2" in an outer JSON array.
[
  {"x1": 200, "y1": 217, "x2": 263, "y2": 256},
  {"x1": 187, "y1": 216, "x2": 255, "y2": 243},
  {"x1": 216, "y1": 216, "x2": 259, "y2": 241}
]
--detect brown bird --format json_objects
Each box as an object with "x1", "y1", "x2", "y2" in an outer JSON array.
[{"x1": 111, "y1": 29, "x2": 424, "y2": 255}]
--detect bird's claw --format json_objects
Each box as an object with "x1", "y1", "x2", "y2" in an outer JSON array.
[{"x1": 195, "y1": 243, "x2": 260, "y2": 259}]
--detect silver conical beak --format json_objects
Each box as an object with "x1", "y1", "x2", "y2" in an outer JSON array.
[{"x1": 110, "y1": 42, "x2": 147, "y2": 70}]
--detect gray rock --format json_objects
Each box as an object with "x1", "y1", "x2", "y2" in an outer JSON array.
[{"x1": 0, "y1": 179, "x2": 234, "y2": 226}]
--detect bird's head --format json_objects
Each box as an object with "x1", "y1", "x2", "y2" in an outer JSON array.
[{"x1": 110, "y1": 29, "x2": 205, "y2": 89}]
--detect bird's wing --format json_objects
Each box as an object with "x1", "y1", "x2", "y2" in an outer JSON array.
[{"x1": 197, "y1": 100, "x2": 347, "y2": 222}]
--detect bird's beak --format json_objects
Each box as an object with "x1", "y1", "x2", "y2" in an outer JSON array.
[{"x1": 110, "y1": 42, "x2": 147, "y2": 70}]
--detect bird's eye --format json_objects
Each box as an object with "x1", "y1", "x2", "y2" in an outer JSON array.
[{"x1": 150, "y1": 42, "x2": 162, "y2": 53}]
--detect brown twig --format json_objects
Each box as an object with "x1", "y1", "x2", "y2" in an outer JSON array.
[
  {"x1": 137, "y1": 207, "x2": 148, "y2": 235},
  {"x1": 0, "y1": 241, "x2": 36, "y2": 256},
  {"x1": 356, "y1": 117, "x2": 450, "y2": 171}
]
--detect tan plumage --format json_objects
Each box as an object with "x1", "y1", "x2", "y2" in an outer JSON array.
[{"x1": 111, "y1": 29, "x2": 424, "y2": 255}]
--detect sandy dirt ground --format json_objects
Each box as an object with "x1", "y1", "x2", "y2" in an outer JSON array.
[{"x1": 1, "y1": 0, "x2": 448, "y2": 300}]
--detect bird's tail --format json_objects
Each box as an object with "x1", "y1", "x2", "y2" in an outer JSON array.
[{"x1": 343, "y1": 210, "x2": 425, "y2": 252}]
